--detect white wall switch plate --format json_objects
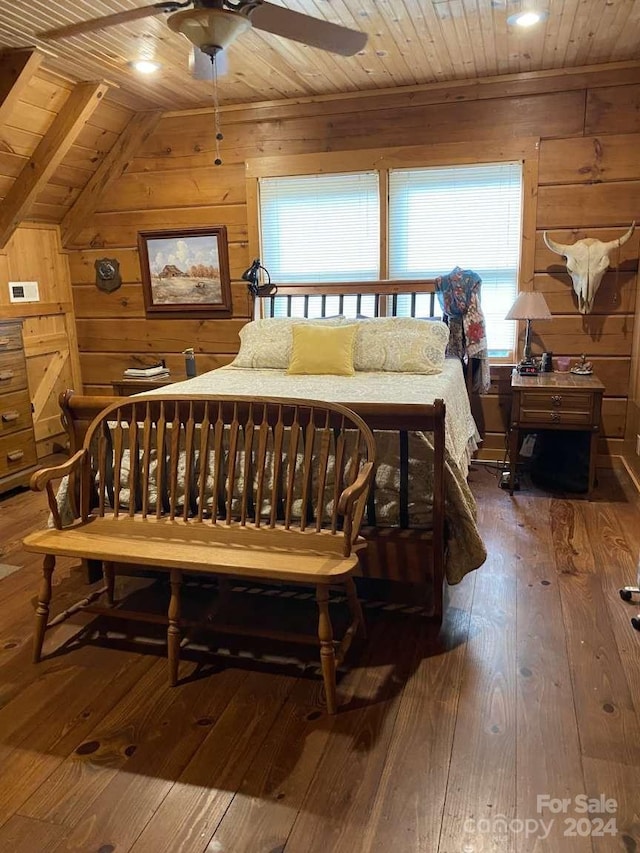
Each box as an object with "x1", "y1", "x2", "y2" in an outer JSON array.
[{"x1": 8, "y1": 281, "x2": 40, "y2": 303}]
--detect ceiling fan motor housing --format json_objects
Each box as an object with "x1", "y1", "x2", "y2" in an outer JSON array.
[{"x1": 167, "y1": 7, "x2": 252, "y2": 53}]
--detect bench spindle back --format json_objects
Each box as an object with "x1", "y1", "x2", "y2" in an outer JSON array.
[{"x1": 82, "y1": 395, "x2": 376, "y2": 555}]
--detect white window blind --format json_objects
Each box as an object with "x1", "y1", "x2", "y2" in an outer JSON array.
[
  {"x1": 388, "y1": 162, "x2": 523, "y2": 358},
  {"x1": 259, "y1": 172, "x2": 380, "y2": 283}
]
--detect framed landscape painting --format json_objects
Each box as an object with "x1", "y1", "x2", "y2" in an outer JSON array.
[{"x1": 138, "y1": 226, "x2": 232, "y2": 316}]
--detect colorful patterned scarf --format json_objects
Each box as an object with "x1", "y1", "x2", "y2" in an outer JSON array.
[{"x1": 435, "y1": 266, "x2": 490, "y2": 393}]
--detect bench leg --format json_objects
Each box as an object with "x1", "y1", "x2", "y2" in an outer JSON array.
[
  {"x1": 345, "y1": 576, "x2": 366, "y2": 640},
  {"x1": 316, "y1": 584, "x2": 337, "y2": 715},
  {"x1": 103, "y1": 561, "x2": 115, "y2": 607},
  {"x1": 168, "y1": 569, "x2": 182, "y2": 687},
  {"x1": 34, "y1": 555, "x2": 55, "y2": 663}
]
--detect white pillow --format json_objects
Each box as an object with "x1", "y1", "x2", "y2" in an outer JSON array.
[
  {"x1": 232, "y1": 316, "x2": 347, "y2": 369},
  {"x1": 353, "y1": 317, "x2": 450, "y2": 373}
]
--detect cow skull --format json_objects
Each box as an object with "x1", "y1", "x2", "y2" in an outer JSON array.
[{"x1": 543, "y1": 223, "x2": 635, "y2": 314}]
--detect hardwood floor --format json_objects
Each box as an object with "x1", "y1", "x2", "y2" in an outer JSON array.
[{"x1": 1, "y1": 466, "x2": 640, "y2": 852}]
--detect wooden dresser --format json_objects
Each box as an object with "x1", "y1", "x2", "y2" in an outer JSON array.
[{"x1": 0, "y1": 320, "x2": 38, "y2": 494}]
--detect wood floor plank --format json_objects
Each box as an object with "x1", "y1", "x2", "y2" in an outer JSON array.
[
  {"x1": 0, "y1": 815, "x2": 68, "y2": 852},
  {"x1": 549, "y1": 497, "x2": 596, "y2": 575},
  {"x1": 557, "y1": 567, "x2": 640, "y2": 766},
  {"x1": 2, "y1": 654, "x2": 155, "y2": 828},
  {"x1": 208, "y1": 678, "x2": 330, "y2": 853},
  {"x1": 515, "y1": 495, "x2": 591, "y2": 852},
  {"x1": 357, "y1": 574, "x2": 476, "y2": 853},
  {"x1": 281, "y1": 616, "x2": 429, "y2": 853},
  {"x1": 20, "y1": 660, "x2": 247, "y2": 832},
  {"x1": 128, "y1": 672, "x2": 294, "y2": 853},
  {"x1": 582, "y1": 756, "x2": 640, "y2": 849},
  {"x1": 438, "y1": 480, "x2": 517, "y2": 853}
]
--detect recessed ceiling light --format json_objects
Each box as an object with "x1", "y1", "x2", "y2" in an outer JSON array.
[
  {"x1": 130, "y1": 59, "x2": 161, "y2": 74},
  {"x1": 507, "y1": 10, "x2": 549, "y2": 27}
]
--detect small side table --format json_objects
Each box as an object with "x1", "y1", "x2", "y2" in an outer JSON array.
[
  {"x1": 111, "y1": 375, "x2": 187, "y2": 396},
  {"x1": 509, "y1": 371, "x2": 605, "y2": 498}
]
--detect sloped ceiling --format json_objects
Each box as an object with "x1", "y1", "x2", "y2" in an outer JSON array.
[{"x1": 0, "y1": 0, "x2": 639, "y2": 111}]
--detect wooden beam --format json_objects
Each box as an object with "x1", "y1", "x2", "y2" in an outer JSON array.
[
  {"x1": 0, "y1": 48, "x2": 44, "y2": 129},
  {"x1": 60, "y1": 109, "x2": 162, "y2": 247},
  {"x1": 0, "y1": 81, "x2": 108, "y2": 249}
]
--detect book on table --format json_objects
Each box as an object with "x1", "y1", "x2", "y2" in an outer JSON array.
[{"x1": 123, "y1": 362, "x2": 170, "y2": 378}]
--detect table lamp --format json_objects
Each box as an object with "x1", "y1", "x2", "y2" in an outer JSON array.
[{"x1": 505, "y1": 291, "x2": 552, "y2": 375}]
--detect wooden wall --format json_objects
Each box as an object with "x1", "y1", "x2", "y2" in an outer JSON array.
[
  {"x1": 0, "y1": 224, "x2": 81, "y2": 458},
  {"x1": 64, "y1": 65, "x2": 640, "y2": 462}
]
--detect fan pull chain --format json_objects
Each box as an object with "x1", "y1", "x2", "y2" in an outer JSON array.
[{"x1": 212, "y1": 52, "x2": 223, "y2": 166}]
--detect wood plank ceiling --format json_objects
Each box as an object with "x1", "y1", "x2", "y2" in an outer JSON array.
[{"x1": 0, "y1": 0, "x2": 639, "y2": 111}]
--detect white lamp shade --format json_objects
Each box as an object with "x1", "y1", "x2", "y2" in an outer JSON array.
[{"x1": 505, "y1": 291, "x2": 552, "y2": 320}]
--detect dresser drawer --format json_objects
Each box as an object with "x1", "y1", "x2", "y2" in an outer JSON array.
[
  {"x1": 519, "y1": 390, "x2": 593, "y2": 415},
  {"x1": 0, "y1": 351, "x2": 28, "y2": 393},
  {"x1": 0, "y1": 389, "x2": 33, "y2": 436},
  {"x1": 0, "y1": 323, "x2": 24, "y2": 353},
  {"x1": 519, "y1": 408, "x2": 594, "y2": 426},
  {"x1": 0, "y1": 429, "x2": 37, "y2": 478}
]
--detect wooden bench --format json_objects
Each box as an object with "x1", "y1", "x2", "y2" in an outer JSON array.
[{"x1": 23, "y1": 395, "x2": 376, "y2": 713}]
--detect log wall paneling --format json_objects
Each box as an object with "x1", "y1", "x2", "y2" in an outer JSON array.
[
  {"x1": 585, "y1": 84, "x2": 640, "y2": 135},
  {"x1": 60, "y1": 109, "x2": 163, "y2": 247},
  {"x1": 539, "y1": 133, "x2": 640, "y2": 185},
  {"x1": 537, "y1": 182, "x2": 640, "y2": 230}
]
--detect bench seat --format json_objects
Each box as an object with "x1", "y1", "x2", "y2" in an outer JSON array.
[{"x1": 24, "y1": 517, "x2": 363, "y2": 584}]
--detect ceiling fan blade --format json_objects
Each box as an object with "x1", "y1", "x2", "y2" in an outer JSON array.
[
  {"x1": 190, "y1": 46, "x2": 228, "y2": 80},
  {"x1": 248, "y1": 2, "x2": 367, "y2": 56},
  {"x1": 40, "y1": 3, "x2": 183, "y2": 41}
]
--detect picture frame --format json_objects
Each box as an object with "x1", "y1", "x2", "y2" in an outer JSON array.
[{"x1": 138, "y1": 226, "x2": 232, "y2": 316}]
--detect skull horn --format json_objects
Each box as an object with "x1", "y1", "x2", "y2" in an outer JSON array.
[
  {"x1": 543, "y1": 232, "x2": 571, "y2": 256},
  {"x1": 602, "y1": 221, "x2": 635, "y2": 252}
]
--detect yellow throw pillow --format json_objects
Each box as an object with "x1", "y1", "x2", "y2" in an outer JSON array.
[{"x1": 287, "y1": 323, "x2": 357, "y2": 375}]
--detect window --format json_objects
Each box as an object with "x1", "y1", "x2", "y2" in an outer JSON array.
[
  {"x1": 259, "y1": 172, "x2": 379, "y2": 282},
  {"x1": 388, "y1": 163, "x2": 523, "y2": 358},
  {"x1": 258, "y1": 161, "x2": 523, "y2": 357}
]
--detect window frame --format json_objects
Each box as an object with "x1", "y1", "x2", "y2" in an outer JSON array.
[{"x1": 246, "y1": 139, "x2": 539, "y2": 364}]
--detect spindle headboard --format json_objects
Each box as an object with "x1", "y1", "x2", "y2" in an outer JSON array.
[{"x1": 261, "y1": 279, "x2": 441, "y2": 320}]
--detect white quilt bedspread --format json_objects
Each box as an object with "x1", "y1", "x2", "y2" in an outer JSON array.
[{"x1": 141, "y1": 359, "x2": 479, "y2": 471}]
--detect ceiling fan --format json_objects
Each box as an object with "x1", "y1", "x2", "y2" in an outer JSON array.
[{"x1": 40, "y1": 0, "x2": 368, "y2": 68}]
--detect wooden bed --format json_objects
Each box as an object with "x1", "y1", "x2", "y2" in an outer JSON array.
[{"x1": 57, "y1": 280, "x2": 485, "y2": 618}]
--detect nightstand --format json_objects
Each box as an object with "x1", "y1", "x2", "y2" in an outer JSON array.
[
  {"x1": 508, "y1": 371, "x2": 605, "y2": 498},
  {"x1": 111, "y1": 375, "x2": 186, "y2": 396}
]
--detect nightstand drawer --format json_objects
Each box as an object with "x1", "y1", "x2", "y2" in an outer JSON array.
[
  {"x1": 519, "y1": 408, "x2": 594, "y2": 426},
  {"x1": 0, "y1": 351, "x2": 28, "y2": 393},
  {"x1": 519, "y1": 390, "x2": 593, "y2": 413},
  {"x1": 0, "y1": 429, "x2": 37, "y2": 477},
  {"x1": 0, "y1": 390, "x2": 33, "y2": 436}
]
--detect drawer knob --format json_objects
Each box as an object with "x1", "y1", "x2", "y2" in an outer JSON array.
[
  {"x1": 551, "y1": 411, "x2": 561, "y2": 422},
  {"x1": 0, "y1": 371, "x2": 14, "y2": 381},
  {"x1": 551, "y1": 395, "x2": 562, "y2": 406},
  {"x1": 1, "y1": 411, "x2": 19, "y2": 422},
  {"x1": 0, "y1": 338, "x2": 10, "y2": 347},
  {"x1": 7, "y1": 450, "x2": 24, "y2": 462}
]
